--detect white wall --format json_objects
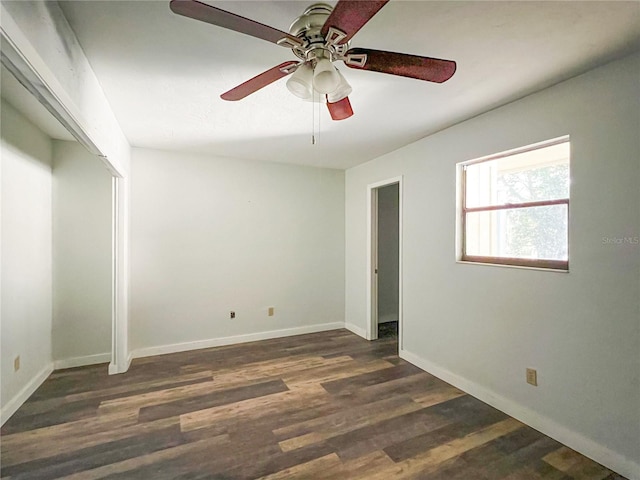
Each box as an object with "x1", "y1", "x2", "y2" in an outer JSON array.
[
  {"x1": 52, "y1": 141, "x2": 112, "y2": 366},
  {"x1": 1, "y1": 1, "x2": 130, "y2": 175},
  {"x1": 130, "y1": 148, "x2": 345, "y2": 354},
  {"x1": 345, "y1": 53, "x2": 640, "y2": 478},
  {"x1": 377, "y1": 183, "x2": 399, "y2": 323},
  {"x1": 2, "y1": 1, "x2": 133, "y2": 373},
  {"x1": 0, "y1": 99, "x2": 53, "y2": 422}
]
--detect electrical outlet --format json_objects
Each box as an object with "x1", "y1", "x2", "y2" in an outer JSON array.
[
  {"x1": 230, "y1": 311, "x2": 235, "y2": 319},
  {"x1": 14, "y1": 355, "x2": 20, "y2": 372},
  {"x1": 268, "y1": 307, "x2": 275, "y2": 316},
  {"x1": 526, "y1": 368, "x2": 538, "y2": 386}
]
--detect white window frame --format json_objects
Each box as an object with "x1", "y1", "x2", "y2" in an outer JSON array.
[{"x1": 458, "y1": 137, "x2": 570, "y2": 271}]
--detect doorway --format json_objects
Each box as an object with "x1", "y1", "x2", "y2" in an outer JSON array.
[{"x1": 367, "y1": 177, "x2": 403, "y2": 349}]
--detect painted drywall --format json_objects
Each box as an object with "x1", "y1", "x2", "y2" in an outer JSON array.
[
  {"x1": 0, "y1": 99, "x2": 53, "y2": 419},
  {"x1": 52, "y1": 141, "x2": 112, "y2": 364},
  {"x1": 345, "y1": 53, "x2": 640, "y2": 477},
  {"x1": 2, "y1": 1, "x2": 132, "y2": 373},
  {"x1": 377, "y1": 183, "x2": 399, "y2": 323},
  {"x1": 130, "y1": 148, "x2": 345, "y2": 352},
  {"x1": 1, "y1": 1, "x2": 130, "y2": 175}
]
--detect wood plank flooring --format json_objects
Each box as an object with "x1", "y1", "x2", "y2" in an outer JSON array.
[{"x1": 0, "y1": 329, "x2": 626, "y2": 479}]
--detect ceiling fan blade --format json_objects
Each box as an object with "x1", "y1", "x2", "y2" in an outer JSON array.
[
  {"x1": 344, "y1": 48, "x2": 456, "y2": 83},
  {"x1": 321, "y1": 0, "x2": 389, "y2": 44},
  {"x1": 326, "y1": 96, "x2": 354, "y2": 121},
  {"x1": 170, "y1": 0, "x2": 302, "y2": 47},
  {"x1": 221, "y1": 61, "x2": 298, "y2": 101}
]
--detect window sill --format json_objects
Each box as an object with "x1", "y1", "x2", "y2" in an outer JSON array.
[{"x1": 456, "y1": 260, "x2": 569, "y2": 273}]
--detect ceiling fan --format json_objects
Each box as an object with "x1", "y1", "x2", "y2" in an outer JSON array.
[{"x1": 169, "y1": 0, "x2": 456, "y2": 120}]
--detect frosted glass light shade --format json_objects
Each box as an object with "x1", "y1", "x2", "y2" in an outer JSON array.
[
  {"x1": 326, "y1": 70, "x2": 352, "y2": 103},
  {"x1": 313, "y1": 57, "x2": 340, "y2": 94},
  {"x1": 286, "y1": 64, "x2": 313, "y2": 99}
]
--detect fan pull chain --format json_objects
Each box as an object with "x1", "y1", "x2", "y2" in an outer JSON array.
[
  {"x1": 317, "y1": 93, "x2": 321, "y2": 144},
  {"x1": 311, "y1": 92, "x2": 316, "y2": 145},
  {"x1": 310, "y1": 90, "x2": 323, "y2": 145},
  {"x1": 311, "y1": 90, "x2": 319, "y2": 145}
]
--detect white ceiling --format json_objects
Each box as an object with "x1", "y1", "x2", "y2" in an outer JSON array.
[{"x1": 48, "y1": 1, "x2": 640, "y2": 169}]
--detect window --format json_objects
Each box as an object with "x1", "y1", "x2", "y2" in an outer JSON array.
[{"x1": 460, "y1": 138, "x2": 570, "y2": 270}]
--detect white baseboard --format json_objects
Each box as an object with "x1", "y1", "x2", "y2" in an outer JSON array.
[
  {"x1": 345, "y1": 322, "x2": 366, "y2": 338},
  {"x1": 131, "y1": 322, "x2": 346, "y2": 359},
  {"x1": 109, "y1": 352, "x2": 133, "y2": 375},
  {"x1": 399, "y1": 348, "x2": 640, "y2": 480},
  {"x1": 1, "y1": 363, "x2": 53, "y2": 426},
  {"x1": 53, "y1": 353, "x2": 111, "y2": 370}
]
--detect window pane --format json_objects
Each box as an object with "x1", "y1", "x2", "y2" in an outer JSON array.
[
  {"x1": 465, "y1": 204, "x2": 568, "y2": 261},
  {"x1": 465, "y1": 142, "x2": 570, "y2": 208}
]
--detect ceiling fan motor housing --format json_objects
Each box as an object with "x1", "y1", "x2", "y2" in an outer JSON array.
[
  {"x1": 288, "y1": 4, "x2": 349, "y2": 63},
  {"x1": 289, "y1": 4, "x2": 332, "y2": 37}
]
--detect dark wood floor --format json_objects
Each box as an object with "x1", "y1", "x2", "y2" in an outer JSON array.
[{"x1": 1, "y1": 329, "x2": 625, "y2": 479}]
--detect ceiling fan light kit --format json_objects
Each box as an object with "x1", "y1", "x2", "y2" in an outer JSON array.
[
  {"x1": 327, "y1": 70, "x2": 352, "y2": 103},
  {"x1": 312, "y1": 56, "x2": 341, "y2": 94},
  {"x1": 286, "y1": 63, "x2": 314, "y2": 99},
  {"x1": 169, "y1": 0, "x2": 457, "y2": 121}
]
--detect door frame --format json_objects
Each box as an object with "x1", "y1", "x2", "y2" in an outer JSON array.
[{"x1": 366, "y1": 176, "x2": 403, "y2": 348}]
